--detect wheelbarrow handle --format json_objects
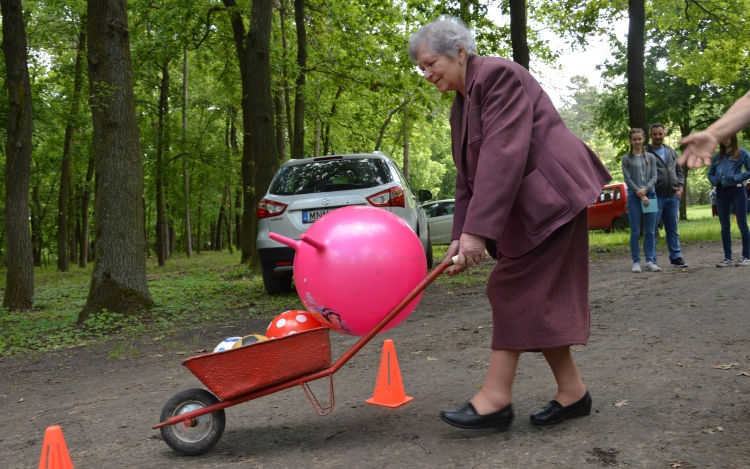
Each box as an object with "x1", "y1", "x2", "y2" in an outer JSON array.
[{"x1": 328, "y1": 255, "x2": 458, "y2": 374}]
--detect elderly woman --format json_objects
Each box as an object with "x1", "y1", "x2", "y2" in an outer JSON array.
[{"x1": 408, "y1": 17, "x2": 611, "y2": 430}]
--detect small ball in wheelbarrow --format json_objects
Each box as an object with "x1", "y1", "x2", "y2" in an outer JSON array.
[
  {"x1": 266, "y1": 310, "x2": 323, "y2": 339},
  {"x1": 213, "y1": 337, "x2": 240, "y2": 353},
  {"x1": 268, "y1": 206, "x2": 427, "y2": 336},
  {"x1": 231, "y1": 334, "x2": 269, "y2": 348}
]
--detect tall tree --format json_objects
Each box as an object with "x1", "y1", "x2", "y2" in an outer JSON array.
[
  {"x1": 57, "y1": 22, "x2": 87, "y2": 272},
  {"x1": 292, "y1": 0, "x2": 306, "y2": 159},
  {"x1": 627, "y1": 0, "x2": 647, "y2": 131},
  {"x1": 182, "y1": 48, "x2": 193, "y2": 258},
  {"x1": 79, "y1": 0, "x2": 154, "y2": 322},
  {"x1": 155, "y1": 60, "x2": 171, "y2": 266},
  {"x1": 1, "y1": 0, "x2": 35, "y2": 310},
  {"x1": 509, "y1": 0, "x2": 530, "y2": 69},
  {"x1": 223, "y1": 0, "x2": 280, "y2": 265}
]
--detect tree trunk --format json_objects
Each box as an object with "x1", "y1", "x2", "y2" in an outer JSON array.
[
  {"x1": 155, "y1": 61, "x2": 170, "y2": 266},
  {"x1": 223, "y1": 0, "x2": 280, "y2": 266},
  {"x1": 627, "y1": 0, "x2": 648, "y2": 131},
  {"x1": 323, "y1": 86, "x2": 342, "y2": 156},
  {"x1": 402, "y1": 102, "x2": 410, "y2": 181},
  {"x1": 31, "y1": 183, "x2": 42, "y2": 267},
  {"x1": 2, "y1": 0, "x2": 35, "y2": 309},
  {"x1": 225, "y1": 186, "x2": 233, "y2": 253},
  {"x1": 79, "y1": 0, "x2": 154, "y2": 322},
  {"x1": 278, "y1": 0, "x2": 293, "y2": 154},
  {"x1": 235, "y1": 185, "x2": 242, "y2": 250},
  {"x1": 79, "y1": 149, "x2": 94, "y2": 267},
  {"x1": 292, "y1": 0, "x2": 306, "y2": 159},
  {"x1": 374, "y1": 103, "x2": 405, "y2": 152},
  {"x1": 509, "y1": 0, "x2": 530, "y2": 70},
  {"x1": 197, "y1": 190, "x2": 203, "y2": 254},
  {"x1": 274, "y1": 89, "x2": 287, "y2": 161},
  {"x1": 182, "y1": 48, "x2": 193, "y2": 258}
]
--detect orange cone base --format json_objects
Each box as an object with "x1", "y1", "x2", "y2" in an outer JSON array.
[
  {"x1": 366, "y1": 394, "x2": 413, "y2": 408},
  {"x1": 366, "y1": 339, "x2": 413, "y2": 408},
  {"x1": 38, "y1": 425, "x2": 74, "y2": 469}
]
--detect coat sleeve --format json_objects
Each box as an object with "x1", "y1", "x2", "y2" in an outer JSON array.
[
  {"x1": 645, "y1": 154, "x2": 658, "y2": 193},
  {"x1": 451, "y1": 168, "x2": 471, "y2": 241},
  {"x1": 459, "y1": 65, "x2": 532, "y2": 243},
  {"x1": 673, "y1": 148, "x2": 685, "y2": 187},
  {"x1": 622, "y1": 155, "x2": 638, "y2": 193},
  {"x1": 708, "y1": 154, "x2": 719, "y2": 185},
  {"x1": 733, "y1": 149, "x2": 750, "y2": 183}
]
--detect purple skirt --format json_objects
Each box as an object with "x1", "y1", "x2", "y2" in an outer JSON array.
[{"x1": 489, "y1": 209, "x2": 590, "y2": 350}]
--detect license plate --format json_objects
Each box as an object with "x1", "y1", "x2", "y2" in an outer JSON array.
[{"x1": 302, "y1": 209, "x2": 331, "y2": 223}]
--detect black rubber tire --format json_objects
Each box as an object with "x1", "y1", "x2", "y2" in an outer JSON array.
[
  {"x1": 612, "y1": 217, "x2": 627, "y2": 232},
  {"x1": 262, "y1": 274, "x2": 292, "y2": 295},
  {"x1": 425, "y1": 237, "x2": 434, "y2": 269},
  {"x1": 159, "y1": 388, "x2": 226, "y2": 456}
]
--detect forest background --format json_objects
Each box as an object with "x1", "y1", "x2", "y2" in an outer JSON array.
[{"x1": 1, "y1": 0, "x2": 749, "y2": 323}]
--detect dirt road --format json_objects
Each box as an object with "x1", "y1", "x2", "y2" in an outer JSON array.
[{"x1": 1, "y1": 241, "x2": 749, "y2": 468}]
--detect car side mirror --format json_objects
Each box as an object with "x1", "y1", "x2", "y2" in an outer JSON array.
[{"x1": 417, "y1": 190, "x2": 433, "y2": 203}]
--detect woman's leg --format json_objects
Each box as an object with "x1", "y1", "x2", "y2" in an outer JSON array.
[
  {"x1": 716, "y1": 188, "x2": 733, "y2": 259},
  {"x1": 643, "y1": 211, "x2": 658, "y2": 263},
  {"x1": 731, "y1": 186, "x2": 750, "y2": 258},
  {"x1": 541, "y1": 346, "x2": 587, "y2": 406},
  {"x1": 470, "y1": 349, "x2": 520, "y2": 414},
  {"x1": 628, "y1": 193, "x2": 643, "y2": 263}
]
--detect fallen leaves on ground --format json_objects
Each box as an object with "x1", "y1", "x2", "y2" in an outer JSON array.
[
  {"x1": 614, "y1": 399, "x2": 628, "y2": 407},
  {"x1": 711, "y1": 363, "x2": 738, "y2": 370},
  {"x1": 737, "y1": 371, "x2": 750, "y2": 377}
]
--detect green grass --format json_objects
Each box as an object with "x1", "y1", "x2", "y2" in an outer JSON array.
[
  {"x1": 0, "y1": 204, "x2": 740, "y2": 356},
  {"x1": 0, "y1": 252, "x2": 304, "y2": 356}
]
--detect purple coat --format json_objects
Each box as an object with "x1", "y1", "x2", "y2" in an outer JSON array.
[{"x1": 450, "y1": 55, "x2": 611, "y2": 258}]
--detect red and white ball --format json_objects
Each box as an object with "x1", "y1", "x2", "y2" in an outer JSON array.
[{"x1": 266, "y1": 310, "x2": 322, "y2": 339}]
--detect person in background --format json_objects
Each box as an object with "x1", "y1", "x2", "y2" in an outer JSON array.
[
  {"x1": 409, "y1": 16, "x2": 610, "y2": 431},
  {"x1": 622, "y1": 128, "x2": 659, "y2": 273},
  {"x1": 680, "y1": 91, "x2": 750, "y2": 167},
  {"x1": 710, "y1": 187, "x2": 718, "y2": 217},
  {"x1": 708, "y1": 134, "x2": 750, "y2": 267},
  {"x1": 646, "y1": 124, "x2": 688, "y2": 268}
]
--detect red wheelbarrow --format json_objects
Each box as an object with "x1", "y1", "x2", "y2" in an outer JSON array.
[{"x1": 152, "y1": 258, "x2": 455, "y2": 455}]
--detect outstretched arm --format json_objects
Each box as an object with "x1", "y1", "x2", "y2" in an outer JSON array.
[{"x1": 679, "y1": 91, "x2": 750, "y2": 168}]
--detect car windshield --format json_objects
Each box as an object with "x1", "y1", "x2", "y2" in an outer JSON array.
[{"x1": 268, "y1": 158, "x2": 392, "y2": 195}]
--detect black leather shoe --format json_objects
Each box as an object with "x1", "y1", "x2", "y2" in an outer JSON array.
[
  {"x1": 440, "y1": 402, "x2": 514, "y2": 430},
  {"x1": 530, "y1": 391, "x2": 592, "y2": 426}
]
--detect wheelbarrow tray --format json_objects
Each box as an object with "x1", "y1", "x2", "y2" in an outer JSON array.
[{"x1": 183, "y1": 327, "x2": 332, "y2": 400}]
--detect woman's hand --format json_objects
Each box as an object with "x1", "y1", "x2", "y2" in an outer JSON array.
[
  {"x1": 641, "y1": 197, "x2": 650, "y2": 207},
  {"x1": 444, "y1": 239, "x2": 463, "y2": 276},
  {"x1": 445, "y1": 233, "x2": 487, "y2": 276},
  {"x1": 636, "y1": 188, "x2": 647, "y2": 198}
]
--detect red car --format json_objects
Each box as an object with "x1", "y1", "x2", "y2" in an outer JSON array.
[{"x1": 588, "y1": 182, "x2": 629, "y2": 232}]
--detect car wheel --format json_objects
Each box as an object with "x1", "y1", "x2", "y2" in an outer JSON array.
[
  {"x1": 612, "y1": 217, "x2": 626, "y2": 232},
  {"x1": 262, "y1": 274, "x2": 292, "y2": 295},
  {"x1": 425, "y1": 237, "x2": 433, "y2": 269}
]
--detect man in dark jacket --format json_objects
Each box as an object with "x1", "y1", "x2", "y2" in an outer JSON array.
[{"x1": 647, "y1": 123, "x2": 688, "y2": 267}]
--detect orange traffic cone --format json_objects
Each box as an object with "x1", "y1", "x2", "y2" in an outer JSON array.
[
  {"x1": 366, "y1": 339, "x2": 413, "y2": 408},
  {"x1": 38, "y1": 425, "x2": 74, "y2": 469}
]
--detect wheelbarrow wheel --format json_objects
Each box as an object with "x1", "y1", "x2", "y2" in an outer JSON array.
[{"x1": 159, "y1": 388, "x2": 226, "y2": 456}]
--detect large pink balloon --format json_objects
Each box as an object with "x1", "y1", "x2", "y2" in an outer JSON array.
[{"x1": 269, "y1": 206, "x2": 427, "y2": 336}]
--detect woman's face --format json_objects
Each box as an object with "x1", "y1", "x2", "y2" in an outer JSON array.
[
  {"x1": 415, "y1": 43, "x2": 465, "y2": 94},
  {"x1": 722, "y1": 137, "x2": 733, "y2": 147},
  {"x1": 629, "y1": 132, "x2": 644, "y2": 149}
]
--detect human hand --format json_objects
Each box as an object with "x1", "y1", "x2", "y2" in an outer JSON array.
[
  {"x1": 676, "y1": 187, "x2": 683, "y2": 199},
  {"x1": 636, "y1": 188, "x2": 647, "y2": 198},
  {"x1": 444, "y1": 239, "x2": 465, "y2": 276},
  {"x1": 641, "y1": 198, "x2": 649, "y2": 207},
  {"x1": 456, "y1": 233, "x2": 486, "y2": 266},
  {"x1": 678, "y1": 131, "x2": 717, "y2": 168}
]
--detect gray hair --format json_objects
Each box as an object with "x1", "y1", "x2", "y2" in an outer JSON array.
[{"x1": 408, "y1": 16, "x2": 477, "y2": 63}]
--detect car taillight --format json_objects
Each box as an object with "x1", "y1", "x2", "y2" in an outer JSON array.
[
  {"x1": 257, "y1": 199, "x2": 288, "y2": 219},
  {"x1": 367, "y1": 187, "x2": 406, "y2": 208}
]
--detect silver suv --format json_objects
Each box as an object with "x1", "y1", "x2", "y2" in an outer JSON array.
[{"x1": 256, "y1": 153, "x2": 433, "y2": 294}]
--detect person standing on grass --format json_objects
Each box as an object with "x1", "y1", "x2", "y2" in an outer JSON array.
[
  {"x1": 708, "y1": 134, "x2": 750, "y2": 267},
  {"x1": 646, "y1": 123, "x2": 688, "y2": 268},
  {"x1": 622, "y1": 128, "x2": 660, "y2": 273}
]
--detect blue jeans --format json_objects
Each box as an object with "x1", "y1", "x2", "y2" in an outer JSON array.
[
  {"x1": 654, "y1": 195, "x2": 683, "y2": 262},
  {"x1": 716, "y1": 185, "x2": 750, "y2": 259},
  {"x1": 628, "y1": 191, "x2": 657, "y2": 263}
]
